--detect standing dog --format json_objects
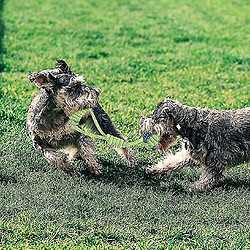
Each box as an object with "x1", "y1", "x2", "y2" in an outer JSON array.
[
  {"x1": 140, "y1": 99, "x2": 250, "y2": 191},
  {"x1": 27, "y1": 60, "x2": 132, "y2": 175}
]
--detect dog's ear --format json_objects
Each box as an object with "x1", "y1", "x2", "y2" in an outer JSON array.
[
  {"x1": 56, "y1": 59, "x2": 73, "y2": 74},
  {"x1": 28, "y1": 72, "x2": 55, "y2": 89},
  {"x1": 152, "y1": 99, "x2": 176, "y2": 122}
]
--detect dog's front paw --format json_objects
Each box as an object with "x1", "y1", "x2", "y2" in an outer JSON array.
[
  {"x1": 58, "y1": 159, "x2": 74, "y2": 174},
  {"x1": 187, "y1": 181, "x2": 210, "y2": 192},
  {"x1": 144, "y1": 166, "x2": 160, "y2": 176},
  {"x1": 88, "y1": 165, "x2": 102, "y2": 177},
  {"x1": 115, "y1": 147, "x2": 137, "y2": 167},
  {"x1": 145, "y1": 162, "x2": 173, "y2": 177}
]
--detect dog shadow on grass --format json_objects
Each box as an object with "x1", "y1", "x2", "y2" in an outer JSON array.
[
  {"x1": 77, "y1": 148, "x2": 250, "y2": 194},
  {"x1": 1, "y1": 130, "x2": 248, "y2": 193},
  {"x1": 219, "y1": 177, "x2": 250, "y2": 191},
  {"x1": 74, "y1": 148, "x2": 184, "y2": 193}
]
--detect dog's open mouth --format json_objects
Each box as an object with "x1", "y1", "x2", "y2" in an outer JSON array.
[{"x1": 157, "y1": 133, "x2": 177, "y2": 151}]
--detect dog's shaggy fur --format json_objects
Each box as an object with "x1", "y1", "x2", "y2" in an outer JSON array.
[
  {"x1": 140, "y1": 99, "x2": 250, "y2": 191},
  {"x1": 27, "y1": 60, "x2": 132, "y2": 176}
]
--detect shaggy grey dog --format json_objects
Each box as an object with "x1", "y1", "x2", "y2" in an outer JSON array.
[
  {"x1": 140, "y1": 99, "x2": 250, "y2": 191},
  {"x1": 27, "y1": 60, "x2": 132, "y2": 176}
]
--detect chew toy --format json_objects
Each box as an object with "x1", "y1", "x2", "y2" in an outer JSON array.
[{"x1": 70, "y1": 109, "x2": 160, "y2": 148}]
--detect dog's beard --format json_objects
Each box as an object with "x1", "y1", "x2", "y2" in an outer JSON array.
[
  {"x1": 157, "y1": 133, "x2": 177, "y2": 151},
  {"x1": 141, "y1": 117, "x2": 177, "y2": 151}
]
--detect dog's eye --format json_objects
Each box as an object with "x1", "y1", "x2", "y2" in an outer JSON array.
[
  {"x1": 55, "y1": 75, "x2": 71, "y2": 86},
  {"x1": 154, "y1": 114, "x2": 166, "y2": 122},
  {"x1": 65, "y1": 85, "x2": 82, "y2": 96}
]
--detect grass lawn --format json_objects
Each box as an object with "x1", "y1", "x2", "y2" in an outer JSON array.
[{"x1": 0, "y1": 0, "x2": 249, "y2": 248}]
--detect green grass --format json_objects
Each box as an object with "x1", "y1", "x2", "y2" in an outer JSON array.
[{"x1": 0, "y1": 0, "x2": 249, "y2": 248}]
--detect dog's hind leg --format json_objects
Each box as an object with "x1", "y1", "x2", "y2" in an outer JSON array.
[{"x1": 188, "y1": 154, "x2": 225, "y2": 191}]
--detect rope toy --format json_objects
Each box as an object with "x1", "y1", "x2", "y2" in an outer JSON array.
[{"x1": 70, "y1": 109, "x2": 161, "y2": 148}]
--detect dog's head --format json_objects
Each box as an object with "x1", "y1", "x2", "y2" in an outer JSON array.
[
  {"x1": 29, "y1": 60, "x2": 101, "y2": 115},
  {"x1": 140, "y1": 99, "x2": 181, "y2": 150}
]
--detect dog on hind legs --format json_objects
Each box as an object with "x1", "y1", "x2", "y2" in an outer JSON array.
[
  {"x1": 27, "y1": 60, "x2": 133, "y2": 176},
  {"x1": 140, "y1": 99, "x2": 250, "y2": 191}
]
